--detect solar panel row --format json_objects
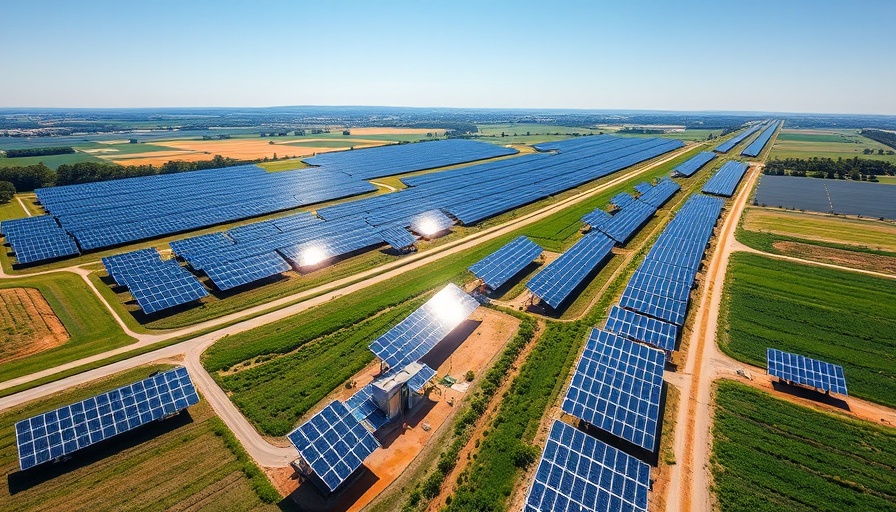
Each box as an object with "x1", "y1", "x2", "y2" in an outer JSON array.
[
  {"x1": 15, "y1": 367, "x2": 199, "y2": 471},
  {"x1": 604, "y1": 305, "x2": 679, "y2": 353},
  {"x1": 767, "y1": 348, "x2": 848, "y2": 395},
  {"x1": 583, "y1": 178, "x2": 679, "y2": 245},
  {"x1": 202, "y1": 251, "x2": 291, "y2": 291},
  {"x1": 101, "y1": 249, "x2": 208, "y2": 314},
  {"x1": 468, "y1": 236, "x2": 542, "y2": 290},
  {"x1": 286, "y1": 400, "x2": 380, "y2": 492},
  {"x1": 369, "y1": 283, "x2": 480, "y2": 370},
  {"x1": 741, "y1": 120, "x2": 781, "y2": 157},
  {"x1": 0, "y1": 215, "x2": 80, "y2": 265},
  {"x1": 714, "y1": 123, "x2": 766, "y2": 153},
  {"x1": 525, "y1": 420, "x2": 650, "y2": 512},
  {"x1": 377, "y1": 225, "x2": 417, "y2": 250},
  {"x1": 671, "y1": 151, "x2": 716, "y2": 177},
  {"x1": 526, "y1": 232, "x2": 615, "y2": 310},
  {"x1": 617, "y1": 194, "x2": 724, "y2": 326},
  {"x1": 702, "y1": 161, "x2": 749, "y2": 197}
]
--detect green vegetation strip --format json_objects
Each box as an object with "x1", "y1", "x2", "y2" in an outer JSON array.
[
  {"x1": 0, "y1": 273, "x2": 135, "y2": 384},
  {"x1": 711, "y1": 380, "x2": 896, "y2": 512},
  {"x1": 0, "y1": 364, "x2": 280, "y2": 511},
  {"x1": 719, "y1": 252, "x2": 896, "y2": 408}
]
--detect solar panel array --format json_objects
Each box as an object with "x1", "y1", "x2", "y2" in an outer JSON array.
[
  {"x1": 301, "y1": 139, "x2": 517, "y2": 180},
  {"x1": 31, "y1": 165, "x2": 375, "y2": 256},
  {"x1": 468, "y1": 235, "x2": 542, "y2": 290},
  {"x1": 101, "y1": 249, "x2": 208, "y2": 314},
  {"x1": 409, "y1": 209, "x2": 454, "y2": 237},
  {"x1": 702, "y1": 161, "x2": 748, "y2": 197},
  {"x1": 15, "y1": 367, "x2": 199, "y2": 471},
  {"x1": 714, "y1": 123, "x2": 765, "y2": 153},
  {"x1": 377, "y1": 225, "x2": 417, "y2": 250},
  {"x1": 0, "y1": 215, "x2": 80, "y2": 265},
  {"x1": 562, "y1": 329, "x2": 665, "y2": 451},
  {"x1": 369, "y1": 283, "x2": 480, "y2": 369},
  {"x1": 618, "y1": 194, "x2": 724, "y2": 326},
  {"x1": 671, "y1": 151, "x2": 716, "y2": 177},
  {"x1": 527, "y1": 232, "x2": 615, "y2": 310},
  {"x1": 203, "y1": 251, "x2": 291, "y2": 291},
  {"x1": 604, "y1": 305, "x2": 679, "y2": 352},
  {"x1": 286, "y1": 400, "x2": 380, "y2": 492},
  {"x1": 406, "y1": 364, "x2": 437, "y2": 393},
  {"x1": 525, "y1": 420, "x2": 650, "y2": 512},
  {"x1": 582, "y1": 179, "x2": 679, "y2": 245},
  {"x1": 767, "y1": 348, "x2": 848, "y2": 395},
  {"x1": 741, "y1": 120, "x2": 781, "y2": 157},
  {"x1": 344, "y1": 384, "x2": 389, "y2": 430}
]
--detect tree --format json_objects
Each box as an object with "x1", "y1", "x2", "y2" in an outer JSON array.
[{"x1": 0, "y1": 181, "x2": 15, "y2": 203}]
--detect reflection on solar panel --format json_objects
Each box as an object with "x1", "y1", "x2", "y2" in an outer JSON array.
[
  {"x1": 369, "y1": 283, "x2": 479, "y2": 369},
  {"x1": 672, "y1": 151, "x2": 716, "y2": 177},
  {"x1": 702, "y1": 161, "x2": 748, "y2": 197},
  {"x1": 604, "y1": 306, "x2": 679, "y2": 352},
  {"x1": 15, "y1": 367, "x2": 199, "y2": 471},
  {"x1": 527, "y1": 232, "x2": 615, "y2": 309},
  {"x1": 377, "y1": 225, "x2": 417, "y2": 250},
  {"x1": 287, "y1": 401, "x2": 380, "y2": 493},
  {"x1": 407, "y1": 364, "x2": 437, "y2": 393},
  {"x1": 345, "y1": 384, "x2": 388, "y2": 430},
  {"x1": 409, "y1": 209, "x2": 454, "y2": 237},
  {"x1": 525, "y1": 420, "x2": 650, "y2": 512},
  {"x1": 203, "y1": 252, "x2": 291, "y2": 291},
  {"x1": 562, "y1": 329, "x2": 665, "y2": 451},
  {"x1": 767, "y1": 348, "x2": 848, "y2": 395},
  {"x1": 468, "y1": 236, "x2": 542, "y2": 290}
]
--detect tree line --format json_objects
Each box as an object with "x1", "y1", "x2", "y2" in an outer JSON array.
[
  {"x1": 764, "y1": 156, "x2": 896, "y2": 181},
  {"x1": 860, "y1": 129, "x2": 896, "y2": 150},
  {"x1": 4, "y1": 146, "x2": 75, "y2": 158},
  {"x1": 0, "y1": 154, "x2": 252, "y2": 192}
]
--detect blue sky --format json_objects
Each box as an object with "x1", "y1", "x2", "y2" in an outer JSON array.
[{"x1": 3, "y1": 0, "x2": 895, "y2": 114}]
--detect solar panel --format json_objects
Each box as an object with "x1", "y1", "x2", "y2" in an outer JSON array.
[
  {"x1": 766, "y1": 348, "x2": 848, "y2": 395},
  {"x1": 468, "y1": 235, "x2": 542, "y2": 290},
  {"x1": 525, "y1": 420, "x2": 650, "y2": 512},
  {"x1": 604, "y1": 305, "x2": 678, "y2": 352},
  {"x1": 592, "y1": 200, "x2": 656, "y2": 244},
  {"x1": 128, "y1": 273, "x2": 209, "y2": 314},
  {"x1": 636, "y1": 178, "x2": 680, "y2": 208},
  {"x1": 741, "y1": 121, "x2": 780, "y2": 157},
  {"x1": 409, "y1": 209, "x2": 454, "y2": 237},
  {"x1": 562, "y1": 328, "x2": 665, "y2": 451},
  {"x1": 618, "y1": 285, "x2": 689, "y2": 326},
  {"x1": 672, "y1": 151, "x2": 716, "y2": 177},
  {"x1": 287, "y1": 400, "x2": 380, "y2": 492},
  {"x1": 702, "y1": 161, "x2": 748, "y2": 197},
  {"x1": 15, "y1": 367, "x2": 199, "y2": 471},
  {"x1": 378, "y1": 225, "x2": 417, "y2": 250},
  {"x1": 406, "y1": 363, "x2": 437, "y2": 393},
  {"x1": 611, "y1": 193, "x2": 636, "y2": 209},
  {"x1": 633, "y1": 182, "x2": 652, "y2": 194},
  {"x1": 527, "y1": 232, "x2": 615, "y2": 310},
  {"x1": 582, "y1": 208, "x2": 613, "y2": 231},
  {"x1": 369, "y1": 283, "x2": 479, "y2": 370},
  {"x1": 714, "y1": 123, "x2": 765, "y2": 153},
  {"x1": 345, "y1": 384, "x2": 389, "y2": 430},
  {"x1": 202, "y1": 252, "x2": 291, "y2": 291}
]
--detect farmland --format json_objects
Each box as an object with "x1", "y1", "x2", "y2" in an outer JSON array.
[
  {"x1": 0, "y1": 364, "x2": 280, "y2": 512},
  {"x1": 718, "y1": 252, "x2": 896, "y2": 408},
  {"x1": 741, "y1": 207, "x2": 896, "y2": 253},
  {"x1": 0, "y1": 273, "x2": 135, "y2": 385},
  {"x1": 769, "y1": 129, "x2": 896, "y2": 163},
  {"x1": 710, "y1": 380, "x2": 896, "y2": 512}
]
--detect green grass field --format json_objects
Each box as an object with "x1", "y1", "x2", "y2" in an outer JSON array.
[
  {"x1": 769, "y1": 129, "x2": 896, "y2": 163},
  {"x1": 718, "y1": 253, "x2": 896, "y2": 408},
  {"x1": 0, "y1": 365, "x2": 280, "y2": 511},
  {"x1": 742, "y1": 207, "x2": 896, "y2": 253},
  {"x1": 0, "y1": 273, "x2": 136, "y2": 385},
  {"x1": 0, "y1": 152, "x2": 103, "y2": 170},
  {"x1": 710, "y1": 380, "x2": 896, "y2": 512},
  {"x1": 0, "y1": 197, "x2": 28, "y2": 222}
]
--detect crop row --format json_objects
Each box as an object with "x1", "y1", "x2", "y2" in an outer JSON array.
[
  {"x1": 711, "y1": 380, "x2": 896, "y2": 512},
  {"x1": 719, "y1": 252, "x2": 896, "y2": 408}
]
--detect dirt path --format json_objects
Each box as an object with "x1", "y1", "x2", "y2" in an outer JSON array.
[
  {"x1": 731, "y1": 239, "x2": 896, "y2": 280},
  {"x1": 15, "y1": 196, "x2": 32, "y2": 217}
]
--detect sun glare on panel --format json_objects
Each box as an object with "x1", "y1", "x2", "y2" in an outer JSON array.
[
  {"x1": 428, "y1": 287, "x2": 467, "y2": 325},
  {"x1": 300, "y1": 245, "x2": 329, "y2": 267},
  {"x1": 416, "y1": 218, "x2": 441, "y2": 237}
]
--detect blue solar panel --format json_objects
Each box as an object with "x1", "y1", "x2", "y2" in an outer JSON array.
[
  {"x1": 15, "y1": 367, "x2": 199, "y2": 471},
  {"x1": 672, "y1": 151, "x2": 716, "y2": 177},
  {"x1": 636, "y1": 178, "x2": 680, "y2": 208},
  {"x1": 2, "y1": 215, "x2": 80, "y2": 265},
  {"x1": 741, "y1": 121, "x2": 781, "y2": 157},
  {"x1": 203, "y1": 252, "x2": 291, "y2": 291},
  {"x1": 561, "y1": 329, "x2": 665, "y2": 451},
  {"x1": 611, "y1": 193, "x2": 636, "y2": 208},
  {"x1": 525, "y1": 420, "x2": 650, "y2": 512},
  {"x1": 128, "y1": 273, "x2": 208, "y2": 314},
  {"x1": 406, "y1": 364, "x2": 437, "y2": 393},
  {"x1": 378, "y1": 225, "x2": 417, "y2": 250},
  {"x1": 369, "y1": 283, "x2": 479, "y2": 370},
  {"x1": 767, "y1": 348, "x2": 847, "y2": 395},
  {"x1": 582, "y1": 208, "x2": 613, "y2": 231},
  {"x1": 102, "y1": 248, "x2": 208, "y2": 314},
  {"x1": 714, "y1": 123, "x2": 765, "y2": 153},
  {"x1": 604, "y1": 305, "x2": 679, "y2": 352},
  {"x1": 287, "y1": 400, "x2": 380, "y2": 492},
  {"x1": 527, "y1": 232, "x2": 615, "y2": 309},
  {"x1": 619, "y1": 285, "x2": 689, "y2": 326},
  {"x1": 702, "y1": 161, "x2": 748, "y2": 197},
  {"x1": 592, "y1": 200, "x2": 656, "y2": 244},
  {"x1": 345, "y1": 383, "x2": 389, "y2": 430},
  {"x1": 468, "y1": 236, "x2": 542, "y2": 290}
]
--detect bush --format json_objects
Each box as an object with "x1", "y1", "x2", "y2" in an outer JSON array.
[
  {"x1": 465, "y1": 370, "x2": 475, "y2": 382},
  {"x1": 511, "y1": 442, "x2": 540, "y2": 468},
  {"x1": 0, "y1": 181, "x2": 15, "y2": 203}
]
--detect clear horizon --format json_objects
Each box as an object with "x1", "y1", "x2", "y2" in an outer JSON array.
[{"x1": 3, "y1": 0, "x2": 895, "y2": 115}]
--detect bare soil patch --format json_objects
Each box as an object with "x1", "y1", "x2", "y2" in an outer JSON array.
[
  {"x1": 0, "y1": 288, "x2": 69, "y2": 364},
  {"x1": 772, "y1": 241, "x2": 896, "y2": 274},
  {"x1": 346, "y1": 127, "x2": 445, "y2": 136}
]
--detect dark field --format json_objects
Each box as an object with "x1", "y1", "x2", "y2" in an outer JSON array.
[{"x1": 754, "y1": 175, "x2": 896, "y2": 219}]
